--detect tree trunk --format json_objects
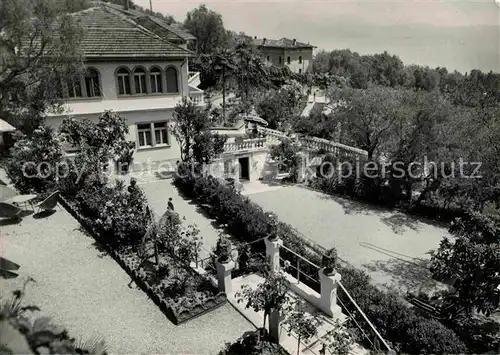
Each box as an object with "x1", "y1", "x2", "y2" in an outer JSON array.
[
  {"x1": 222, "y1": 67, "x2": 226, "y2": 125},
  {"x1": 297, "y1": 334, "x2": 301, "y2": 355},
  {"x1": 154, "y1": 241, "x2": 159, "y2": 266}
]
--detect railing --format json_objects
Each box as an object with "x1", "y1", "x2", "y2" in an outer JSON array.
[
  {"x1": 299, "y1": 136, "x2": 368, "y2": 157},
  {"x1": 279, "y1": 244, "x2": 321, "y2": 288},
  {"x1": 337, "y1": 281, "x2": 394, "y2": 353},
  {"x1": 223, "y1": 138, "x2": 266, "y2": 152}
]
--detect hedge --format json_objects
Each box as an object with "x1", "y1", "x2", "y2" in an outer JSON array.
[{"x1": 173, "y1": 168, "x2": 468, "y2": 354}]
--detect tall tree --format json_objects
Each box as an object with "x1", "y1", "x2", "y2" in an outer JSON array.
[
  {"x1": 329, "y1": 85, "x2": 408, "y2": 159},
  {"x1": 208, "y1": 48, "x2": 237, "y2": 122},
  {"x1": 171, "y1": 97, "x2": 227, "y2": 164},
  {"x1": 184, "y1": 4, "x2": 227, "y2": 54},
  {"x1": 232, "y1": 42, "x2": 268, "y2": 107},
  {"x1": 430, "y1": 211, "x2": 500, "y2": 319},
  {"x1": 0, "y1": 0, "x2": 83, "y2": 134}
]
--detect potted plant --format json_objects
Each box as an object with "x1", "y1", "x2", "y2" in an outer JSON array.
[
  {"x1": 322, "y1": 248, "x2": 337, "y2": 275},
  {"x1": 215, "y1": 233, "x2": 232, "y2": 263},
  {"x1": 267, "y1": 213, "x2": 279, "y2": 241}
]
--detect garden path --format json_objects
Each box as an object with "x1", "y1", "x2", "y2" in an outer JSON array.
[
  {"x1": 246, "y1": 186, "x2": 448, "y2": 294},
  {"x1": 135, "y1": 177, "x2": 223, "y2": 260},
  {"x1": 0, "y1": 206, "x2": 254, "y2": 354}
]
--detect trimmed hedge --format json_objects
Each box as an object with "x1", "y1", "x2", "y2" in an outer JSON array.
[{"x1": 174, "y1": 169, "x2": 468, "y2": 354}]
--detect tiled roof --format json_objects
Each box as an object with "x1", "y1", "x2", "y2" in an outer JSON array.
[
  {"x1": 72, "y1": 6, "x2": 192, "y2": 59},
  {"x1": 252, "y1": 37, "x2": 314, "y2": 49},
  {"x1": 100, "y1": 2, "x2": 196, "y2": 41}
]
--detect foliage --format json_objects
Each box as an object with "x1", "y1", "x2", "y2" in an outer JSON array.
[
  {"x1": 214, "y1": 232, "x2": 232, "y2": 263},
  {"x1": 282, "y1": 299, "x2": 319, "y2": 355},
  {"x1": 236, "y1": 272, "x2": 291, "y2": 331},
  {"x1": 6, "y1": 124, "x2": 63, "y2": 193},
  {"x1": 184, "y1": 4, "x2": 227, "y2": 54},
  {"x1": 0, "y1": 0, "x2": 84, "y2": 134},
  {"x1": 338, "y1": 266, "x2": 467, "y2": 354},
  {"x1": 323, "y1": 318, "x2": 353, "y2": 355},
  {"x1": 269, "y1": 140, "x2": 301, "y2": 181},
  {"x1": 321, "y1": 247, "x2": 337, "y2": 273},
  {"x1": 430, "y1": 211, "x2": 500, "y2": 319},
  {"x1": 0, "y1": 280, "x2": 106, "y2": 355},
  {"x1": 59, "y1": 111, "x2": 134, "y2": 165},
  {"x1": 218, "y1": 330, "x2": 290, "y2": 355},
  {"x1": 256, "y1": 82, "x2": 303, "y2": 129},
  {"x1": 171, "y1": 97, "x2": 227, "y2": 164},
  {"x1": 76, "y1": 180, "x2": 150, "y2": 250}
]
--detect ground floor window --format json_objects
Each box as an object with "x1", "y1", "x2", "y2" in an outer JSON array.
[{"x1": 137, "y1": 121, "x2": 169, "y2": 148}]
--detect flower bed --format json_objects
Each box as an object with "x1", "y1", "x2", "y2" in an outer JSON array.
[
  {"x1": 59, "y1": 195, "x2": 227, "y2": 325},
  {"x1": 173, "y1": 170, "x2": 468, "y2": 354}
]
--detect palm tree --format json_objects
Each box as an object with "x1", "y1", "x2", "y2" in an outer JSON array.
[
  {"x1": 208, "y1": 49, "x2": 237, "y2": 124},
  {"x1": 233, "y1": 42, "x2": 268, "y2": 109}
]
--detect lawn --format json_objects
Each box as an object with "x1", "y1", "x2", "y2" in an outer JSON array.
[
  {"x1": 247, "y1": 185, "x2": 449, "y2": 293},
  {"x1": 0, "y1": 207, "x2": 254, "y2": 354}
]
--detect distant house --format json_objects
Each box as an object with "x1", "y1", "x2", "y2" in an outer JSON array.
[
  {"x1": 44, "y1": 3, "x2": 203, "y2": 168},
  {"x1": 252, "y1": 37, "x2": 315, "y2": 74}
]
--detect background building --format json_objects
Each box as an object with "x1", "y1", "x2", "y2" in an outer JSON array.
[{"x1": 252, "y1": 37, "x2": 315, "y2": 74}]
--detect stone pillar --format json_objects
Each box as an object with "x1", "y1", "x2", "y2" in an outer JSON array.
[
  {"x1": 318, "y1": 268, "x2": 342, "y2": 317},
  {"x1": 264, "y1": 237, "x2": 282, "y2": 274},
  {"x1": 216, "y1": 260, "x2": 235, "y2": 294}
]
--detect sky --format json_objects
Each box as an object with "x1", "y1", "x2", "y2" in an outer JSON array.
[{"x1": 134, "y1": 0, "x2": 500, "y2": 73}]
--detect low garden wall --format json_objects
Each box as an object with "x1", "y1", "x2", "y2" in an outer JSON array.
[
  {"x1": 173, "y1": 169, "x2": 468, "y2": 354},
  {"x1": 59, "y1": 195, "x2": 227, "y2": 325}
]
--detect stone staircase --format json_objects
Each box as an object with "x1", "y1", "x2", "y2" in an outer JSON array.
[{"x1": 228, "y1": 273, "x2": 371, "y2": 355}]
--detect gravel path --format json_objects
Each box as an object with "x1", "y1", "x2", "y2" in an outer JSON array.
[
  {"x1": 138, "y1": 178, "x2": 222, "y2": 260},
  {"x1": 248, "y1": 186, "x2": 449, "y2": 293},
  {"x1": 0, "y1": 208, "x2": 253, "y2": 354}
]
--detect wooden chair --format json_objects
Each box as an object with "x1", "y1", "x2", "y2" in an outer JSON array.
[
  {"x1": 35, "y1": 190, "x2": 60, "y2": 214},
  {"x1": 0, "y1": 202, "x2": 22, "y2": 219}
]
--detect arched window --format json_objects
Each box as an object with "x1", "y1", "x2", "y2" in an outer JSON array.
[
  {"x1": 67, "y1": 75, "x2": 82, "y2": 98},
  {"x1": 117, "y1": 67, "x2": 131, "y2": 95},
  {"x1": 165, "y1": 66, "x2": 179, "y2": 93},
  {"x1": 150, "y1": 67, "x2": 163, "y2": 93},
  {"x1": 84, "y1": 68, "x2": 101, "y2": 97},
  {"x1": 133, "y1": 67, "x2": 147, "y2": 94}
]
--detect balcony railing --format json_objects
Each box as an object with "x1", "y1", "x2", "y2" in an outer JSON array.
[
  {"x1": 223, "y1": 138, "x2": 266, "y2": 152},
  {"x1": 189, "y1": 90, "x2": 204, "y2": 105}
]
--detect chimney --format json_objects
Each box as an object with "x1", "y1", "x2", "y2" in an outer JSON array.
[
  {"x1": 292, "y1": 38, "x2": 296, "y2": 46},
  {"x1": 263, "y1": 38, "x2": 266, "y2": 44},
  {"x1": 124, "y1": 0, "x2": 129, "y2": 10}
]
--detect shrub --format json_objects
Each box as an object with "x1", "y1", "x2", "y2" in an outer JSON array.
[
  {"x1": 174, "y1": 170, "x2": 468, "y2": 354},
  {"x1": 6, "y1": 125, "x2": 63, "y2": 193},
  {"x1": 76, "y1": 180, "x2": 149, "y2": 250}
]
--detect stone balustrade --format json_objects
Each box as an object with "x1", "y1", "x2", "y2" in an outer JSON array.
[
  {"x1": 298, "y1": 136, "x2": 368, "y2": 158},
  {"x1": 223, "y1": 137, "x2": 266, "y2": 152}
]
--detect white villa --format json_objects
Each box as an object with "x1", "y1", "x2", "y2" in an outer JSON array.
[{"x1": 45, "y1": 4, "x2": 204, "y2": 170}]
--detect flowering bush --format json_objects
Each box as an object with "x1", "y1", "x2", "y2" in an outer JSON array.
[
  {"x1": 59, "y1": 111, "x2": 134, "y2": 165},
  {"x1": 6, "y1": 125, "x2": 63, "y2": 193},
  {"x1": 77, "y1": 180, "x2": 149, "y2": 250}
]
